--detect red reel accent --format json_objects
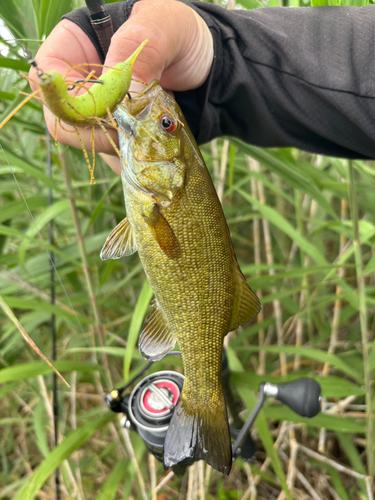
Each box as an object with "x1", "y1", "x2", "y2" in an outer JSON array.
[{"x1": 143, "y1": 380, "x2": 179, "y2": 415}]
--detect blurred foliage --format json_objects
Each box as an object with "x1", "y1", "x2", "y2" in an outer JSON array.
[{"x1": 0, "y1": 0, "x2": 374, "y2": 499}]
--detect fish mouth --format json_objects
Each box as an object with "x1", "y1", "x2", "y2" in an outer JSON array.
[{"x1": 114, "y1": 106, "x2": 135, "y2": 138}]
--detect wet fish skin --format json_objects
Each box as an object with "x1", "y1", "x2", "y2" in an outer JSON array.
[{"x1": 101, "y1": 81, "x2": 260, "y2": 474}]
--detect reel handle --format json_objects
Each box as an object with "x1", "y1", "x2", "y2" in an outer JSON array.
[
  {"x1": 232, "y1": 378, "x2": 321, "y2": 458},
  {"x1": 264, "y1": 378, "x2": 321, "y2": 418}
]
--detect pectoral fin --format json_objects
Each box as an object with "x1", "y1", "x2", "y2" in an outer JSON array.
[
  {"x1": 100, "y1": 217, "x2": 137, "y2": 260},
  {"x1": 139, "y1": 301, "x2": 176, "y2": 361},
  {"x1": 144, "y1": 204, "x2": 180, "y2": 259}
]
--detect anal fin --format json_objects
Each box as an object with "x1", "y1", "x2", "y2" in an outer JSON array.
[
  {"x1": 100, "y1": 217, "x2": 137, "y2": 260},
  {"x1": 139, "y1": 301, "x2": 176, "y2": 361}
]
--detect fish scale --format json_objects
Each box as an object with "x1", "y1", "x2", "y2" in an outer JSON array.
[{"x1": 100, "y1": 80, "x2": 260, "y2": 474}]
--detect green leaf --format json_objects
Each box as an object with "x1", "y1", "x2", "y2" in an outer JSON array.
[
  {"x1": 0, "y1": 225, "x2": 82, "y2": 267},
  {"x1": 231, "y1": 372, "x2": 365, "y2": 398},
  {"x1": 0, "y1": 361, "x2": 98, "y2": 384},
  {"x1": 33, "y1": 400, "x2": 50, "y2": 458},
  {"x1": 0, "y1": 0, "x2": 38, "y2": 44},
  {"x1": 227, "y1": 347, "x2": 292, "y2": 500},
  {"x1": 236, "y1": 0, "x2": 263, "y2": 8},
  {"x1": 39, "y1": 0, "x2": 75, "y2": 38},
  {"x1": 67, "y1": 347, "x2": 127, "y2": 357},
  {"x1": 0, "y1": 196, "x2": 47, "y2": 224},
  {"x1": 13, "y1": 412, "x2": 115, "y2": 500},
  {"x1": 336, "y1": 432, "x2": 368, "y2": 497},
  {"x1": 364, "y1": 251, "x2": 375, "y2": 276},
  {"x1": 83, "y1": 176, "x2": 121, "y2": 234},
  {"x1": 328, "y1": 466, "x2": 350, "y2": 500},
  {"x1": 236, "y1": 345, "x2": 363, "y2": 383},
  {"x1": 96, "y1": 458, "x2": 129, "y2": 500},
  {"x1": 0, "y1": 90, "x2": 15, "y2": 100},
  {"x1": 231, "y1": 140, "x2": 337, "y2": 219},
  {"x1": 18, "y1": 199, "x2": 72, "y2": 267},
  {"x1": 0, "y1": 56, "x2": 29, "y2": 72},
  {"x1": 341, "y1": 0, "x2": 368, "y2": 4},
  {"x1": 369, "y1": 340, "x2": 375, "y2": 369},
  {"x1": 0, "y1": 296, "x2": 90, "y2": 324},
  {"x1": 263, "y1": 406, "x2": 365, "y2": 433},
  {"x1": 237, "y1": 187, "x2": 328, "y2": 266},
  {"x1": 0, "y1": 147, "x2": 64, "y2": 193},
  {"x1": 124, "y1": 279, "x2": 153, "y2": 382}
]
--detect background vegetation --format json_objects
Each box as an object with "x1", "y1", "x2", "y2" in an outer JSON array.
[{"x1": 0, "y1": 0, "x2": 374, "y2": 498}]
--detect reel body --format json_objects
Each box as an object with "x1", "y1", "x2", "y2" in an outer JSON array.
[
  {"x1": 106, "y1": 356, "x2": 321, "y2": 471},
  {"x1": 106, "y1": 370, "x2": 184, "y2": 463}
]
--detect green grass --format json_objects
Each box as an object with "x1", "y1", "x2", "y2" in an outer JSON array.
[{"x1": 0, "y1": 0, "x2": 374, "y2": 498}]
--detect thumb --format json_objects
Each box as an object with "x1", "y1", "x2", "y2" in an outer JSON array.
[{"x1": 104, "y1": 0, "x2": 213, "y2": 91}]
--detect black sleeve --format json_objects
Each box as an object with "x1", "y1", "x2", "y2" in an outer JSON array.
[{"x1": 63, "y1": 2, "x2": 375, "y2": 159}]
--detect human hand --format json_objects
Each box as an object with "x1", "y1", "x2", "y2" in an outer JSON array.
[{"x1": 29, "y1": 0, "x2": 214, "y2": 174}]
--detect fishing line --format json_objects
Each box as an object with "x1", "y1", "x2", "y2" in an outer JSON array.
[{"x1": 0, "y1": 143, "x2": 87, "y2": 337}]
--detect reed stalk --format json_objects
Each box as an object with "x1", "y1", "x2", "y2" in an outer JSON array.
[
  {"x1": 319, "y1": 195, "x2": 348, "y2": 453},
  {"x1": 253, "y1": 160, "x2": 287, "y2": 375},
  {"x1": 248, "y1": 157, "x2": 266, "y2": 374},
  {"x1": 347, "y1": 161, "x2": 373, "y2": 484},
  {"x1": 60, "y1": 149, "x2": 112, "y2": 387}
]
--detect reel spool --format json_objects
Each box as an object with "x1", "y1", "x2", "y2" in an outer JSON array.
[{"x1": 120, "y1": 371, "x2": 184, "y2": 462}]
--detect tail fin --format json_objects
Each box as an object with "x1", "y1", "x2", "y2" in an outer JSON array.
[{"x1": 163, "y1": 392, "x2": 232, "y2": 475}]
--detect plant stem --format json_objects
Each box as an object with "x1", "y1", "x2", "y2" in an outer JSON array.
[
  {"x1": 248, "y1": 157, "x2": 265, "y2": 374},
  {"x1": 60, "y1": 149, "x2": 112, "y2": 387},
  {"x1": 348, "y1": 161, "x2": 373, "y2": 484},
  {"x1": 253, "y1": 160, "x2": 287, "y2": 375}
]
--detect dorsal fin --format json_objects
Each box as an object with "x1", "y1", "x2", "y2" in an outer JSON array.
[
  {"x1": 139, "y1": 301, "x2": 176, "y2": 361},
  {"x1": 230, "y1": 279, "x2": 261, "y2": 331},
  {"x1": 224, "y1": 221, "x2": 261, "y2": 329},
  {"x1": 100, "y1": 217, "x2": 137, "y2": 260},
  {"x1": 224, "y1": 219, "x2": 247, "y2": 281}
]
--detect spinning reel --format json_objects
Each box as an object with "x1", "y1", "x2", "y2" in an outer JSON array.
[{"x1": 105, "y1": 352, "x2": 321, "y2": 472}]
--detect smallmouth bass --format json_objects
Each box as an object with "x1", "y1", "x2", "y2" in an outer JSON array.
[{"x1": 100, "y1": 81, "x2": 260, "y2": 474}]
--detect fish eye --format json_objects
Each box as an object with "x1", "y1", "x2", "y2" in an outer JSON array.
[{"x1": 160, "y1": 114, "x2": 177, "y2": 133}]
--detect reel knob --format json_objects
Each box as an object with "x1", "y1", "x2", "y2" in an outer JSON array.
[{"x1": 264, "y1": 378, "x2": 321, "y2": 418}]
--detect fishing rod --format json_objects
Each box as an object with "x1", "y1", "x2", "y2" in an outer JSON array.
[
  {"x1": 105, "y1": 351, "x2": 321, "y2": 473},
  {"x1": 47, "y1": 127, "x2": 60, "y2": 500},
  {"x1": 84, "y1": 0, "x2": 114, "y2": 59}
]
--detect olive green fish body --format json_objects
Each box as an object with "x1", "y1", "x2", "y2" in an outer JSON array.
[
  {"x1": 101, "y1": 82, "x2": 260, "y2": 474},
  {"x1": 124, "y1": 149, "x2": 235, "y2": 401}
]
